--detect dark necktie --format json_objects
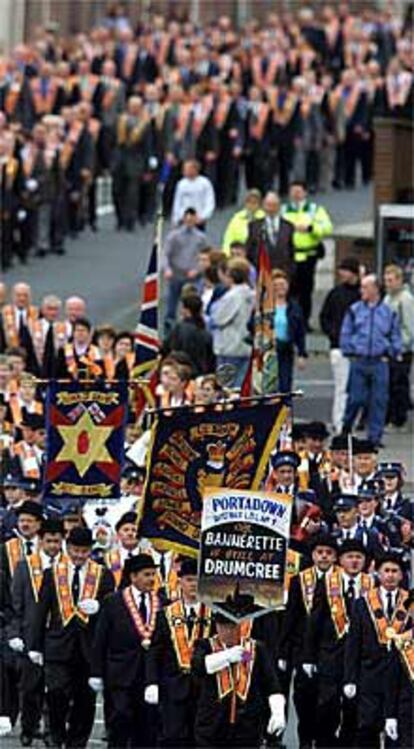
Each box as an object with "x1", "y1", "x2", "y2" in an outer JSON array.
[
  {"x1": 345, "y1": 578, "x2": 356, "y2": 616},
  {"x1": 159, "y1": 552, "x2": 166, "y2": 583},
  {"x1": 187, "y1": 607, "x2": 196, "y2": 638},
  {"x1": 18, "y1": 311, "x2": 30, "y2": 349},
  {"x1": 139, "y1": 593, "x2": 148, "y2": 623},
  {"x1": 44, "y1": 323, "x2": 55, "y2": 374},
  {"x1": 386, "y1": 592, "x2": 394, "y2": 621},
  {"x1": 361, "y1": 520, "x2": 367, "y2": 530},
  {"x1": 72, "y1": 566, "x2": 81, "y2": 604},
  {"x1": 386, "y1": 498, "x2": 393, "y2": 511},
  {"x1": 25, "y1": 540, "x2": 33, "y2": 555}
]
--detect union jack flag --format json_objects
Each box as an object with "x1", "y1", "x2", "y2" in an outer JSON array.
[{"x1": 135, "y1": 234, "x2": 160, "y2": 375}]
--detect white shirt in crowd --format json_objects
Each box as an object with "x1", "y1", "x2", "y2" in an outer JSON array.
[{"x1": 172, "y1": 175, "x2": 216, "y2": 225}]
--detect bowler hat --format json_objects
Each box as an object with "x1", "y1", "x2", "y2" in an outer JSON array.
[
  {"x1": 338, "y1": 539, "x2": 366, "y2": 557},
  {"x1": 178, "y1": 557, "x2": 198, "y2": 577},
  {"x1": 124, "y1": 553, "x2": 158, "y2": 576},
  {"x1": 16, "y1": 500, "x2": 44, "y2": 521}
]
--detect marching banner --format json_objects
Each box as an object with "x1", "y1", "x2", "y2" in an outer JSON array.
[
  {"x1": 44, "y1": 381, "x2": 128, "y2": 502},
  {"x1": 139, "y1": 397, "x2": 290, "y2": 555},
  {"x1": 198, "y1": 488, "x2": 293, "y2": 621}
]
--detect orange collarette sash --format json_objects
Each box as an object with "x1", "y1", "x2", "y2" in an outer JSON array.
[
  {"x1": 395, "y1": 632, "x2": 414, "y2": 683},
  {"x1": 105, "y1": 548, "x2": 123, "y2": 588},
  {"x1": 166, "y1": 599, "x2": 211, "y2": 671},
  {"x1": 300, "y1": 566, "x2": 318, "y2": 614},
  {"x1": 211, "y1": 635, "x2": 256, "y2": 702},
  {"x1": 26, "y1": 552, "x2": 44, "y2": 601},
  {"x1": 122, "y1": 587, "x2": 159, "y2": 648},
  {"x1": 325, "y1": 568, "x2": 373, "y2": 639},
  {"x1": 366, "y1": 589, "x2": 408, "y2": 646},
  {"x1": 5, "y1": 537, "x2": 23, "y2": 577},
  {"x1": 54, "y1": 558, "x2": 102, "y2": 626}
]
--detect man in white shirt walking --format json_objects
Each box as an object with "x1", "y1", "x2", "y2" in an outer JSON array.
[{"x1": 172, "y1": 159, "x2": 216, "y2": 230}]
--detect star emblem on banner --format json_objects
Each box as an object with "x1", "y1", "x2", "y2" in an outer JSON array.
[{"x1": 56, "y1": 410, "x2": 113, "y2": 478}]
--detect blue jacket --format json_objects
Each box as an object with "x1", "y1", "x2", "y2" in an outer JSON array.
[{"x1": 340, "y1": 300, "x2": 402, "y2": 358}]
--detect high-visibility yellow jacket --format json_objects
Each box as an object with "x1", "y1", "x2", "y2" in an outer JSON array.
[
  {"x1": 281, "y1": 201, "x2": 333, "y2": 262},
  {"x1": 222, "y1": 207, "x2": 265, "y2": 255}
]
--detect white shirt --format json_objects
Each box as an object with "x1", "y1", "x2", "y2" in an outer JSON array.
[
  {"x1": 379, "y1": 586, "x2": 398, "y2": 614},
  {"x1": 40, "y1": 550, "x2": 56, "y2": 569},
  {"x1": 19, "y1": 535, "x2": 39, "y2": 556},
  {"x1": 172, "y1": 175, "x2": 216, "y2": 225},
  {"x1": 340, "y1": 524, "x2": 359, "y2": 540},
  {"x1": 359, "y1": 514, "x2": 375, "y2": 529},
  {"x1": 342, "y1": 571, "x2": 362, "y2": 597},
  {"x1": 14, "y1": 307, "x2": 27, "y2": 327},
  {"x1": 67, "y1": 560, "x2": 87, "y2": 592},
  {"x1": 131, "y1": 586, "x2": 150, "y2": 624},
  {"x1": 119, "y1": 545, "x2": 140, "y2": 565},
  {"x1": 383, "y1": 492, "x2": 399, "y2": 510}
]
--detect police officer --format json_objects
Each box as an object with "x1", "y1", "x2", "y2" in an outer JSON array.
[{"x1": 282, "y1": 181, "x2": 333, "y2": 329}]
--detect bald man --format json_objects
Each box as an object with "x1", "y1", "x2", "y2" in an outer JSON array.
[{"x1": 246, "y1": 191, "x2": 294, "y2": 271}]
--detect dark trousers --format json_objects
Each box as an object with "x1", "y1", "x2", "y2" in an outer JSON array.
[
  {"x1": 277, "y1": 143, "x2": 294, "y2": 197},
  {"x1": 20, "y1": 659, "x2": 44, "y2": 737},
  {"x1": 277, "y1": 341, "x2": 294, "y2": 393},
  {"x1": 291, "y1": 256, "x2": 318, "y2": 325},
  {"x1": 160, "y1": 694, "x2": 195, "y2": 747},
  {"x1": 45, "y1": 657, "x2": 95, "y2": 747},
  {"x1": 107, "y1": 688, "x2": 157, "y2": 748},
  {"x1": 293, "y1": 668, "x2": 318, "y2": 748},
  {"x1": 343, "y1": 358, "x2": 389, "y2": 444},
  {"x1": 387, "y1": 353, "x2": 412, "y2": 426},
  {"x1": 345, "y1": 133, "x2": 371, "y2": 188}
]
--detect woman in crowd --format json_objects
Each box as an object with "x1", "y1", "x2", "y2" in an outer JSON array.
[
  {"x1": 272, "y1": 270, "x2": 307, "y2": 393},
  {"x1": 163, "y1": 294, "x2": 216, "y2": 377}
]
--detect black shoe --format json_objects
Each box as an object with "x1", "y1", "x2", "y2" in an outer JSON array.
[
  {"x1": 36, "y1": 248, "x2": 47, "y2": 258},
  {"x1": 90, "y1": 223, "x2": 98, "y2": 232},
  {"x1": 20, "y1": 733, "x2": 33, "y2": 746},
  {"x1": 53, "y1": 247, "x2": 66, "y2": 255}
]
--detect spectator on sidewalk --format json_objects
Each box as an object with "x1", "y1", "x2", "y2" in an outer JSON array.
[
  {"x1": 383, "y1": 264, "x2": 414, "y2": 431},
  {"x1": 172, "y1": 160, "x2": 216, "y2": 230},
  {"x1": 340, "y1": 274, "x2": 402, "y2": 447},
  {"x1": 272, "y1": 270, "x2": 307, "y2": 393},
  {"x1": 282, "y1": 181, "x2": 333, "y2": 331},
  {"x1": 222, "y1": 189, "x2": 264, "y2": 254},
  {"x1": 209, "y1": 259, "x2": 255, "y2": 389},
  {"x1": 246, "y1": 191, "x2": 295, "y2": 273},
  {"x1": 162, "y1": 293, "x2": 216, "y2": 377},
  {"x1": 163, "y1": 208, "x2": 208, "y2": 332},
  {"x1": 319, "y1": 257, "x2": 361, "y2": 433}
]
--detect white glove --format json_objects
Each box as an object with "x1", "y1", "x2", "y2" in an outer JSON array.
[
  {"x1": 302, "y1": 663, "x2": 317, "y2": 678},
  {"x1": 343, "y1": 684, "x2": 357, "y2": 699},
  {"x1": 26, "y1": 178, "x2": 38, "y2": 192},
  {"x1": 78, "y1": 598, "x2": 100, "y2": 615},
  {"x1": 227, "y1": 645, "x2": 245, "y2": 664},
  {"x1": 267, "y1": 694, "x2": 286, "y2": 736},
  {"x1": 144, "y1": 684, "x2": 159, "y2": 705},
  {"x1": 17, "y1": 209, "x2": 27, "y2": 222},
  {"x1": 88, "y1": 677, "x2": 104, "y2": 693},
  {"x1": 278, "y1": 659, "x2": 287, "y2": 672},
  {"x1": 205, "y1": 650, "x2": 232, "y2": 674},
  {"x1": 385, "y1": 719, "x2": 398, "y2": 741},
  {"x1": 8, "y1": 637, "x2": 25, "y2": 653},
  {"x1": 28, "y1": 651, "x2": 43, "y2": 667},
  {"x1": 148, "y1": 156, "x2": 158, "y2": 170},
  {"x1": 0, "y1": 717, "x2": 12, "y2": 737}
]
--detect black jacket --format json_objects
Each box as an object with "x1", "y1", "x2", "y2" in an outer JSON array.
[
  {"x1": 191, "y1": 638, "x2": 280, "y2": 747},
  {"x1": 319, "y1": 282, "x2": 360, "y2": 348},
  {"x1": 163, "y1": 319, "x2": 216, "y2": 377},
  {"x1": 30, "y1": 564, "x2": 114, "y2": 664},
  {"x1": 91, "y1": 588, "x2": 160, "y2": 689},
  {"x1": 247, "y1": 216, "x2": 294, "y2": 273}
]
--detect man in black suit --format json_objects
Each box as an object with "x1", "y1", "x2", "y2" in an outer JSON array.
[
  {"x1": 191, "y1": 598, "x2": 286, "y2": 747},
  {"x1": 278, "y1": 534, "x2": 337, "y2": 748},
  {"x1": 344, "y1": 552, "x2": 408, "y2": 748},
  {"x1": 29, "y1": 527, "x2": 114, "y2": 748},
  {"x1": 90, "y1": 553, "x2": 161, "y2": 748},
  {"x1": 8, "y1": 518, "x2": 64, "y2": 746},
  {"x1": 303, "y1": 540, "x2": 373, "y2": 747},
  {"x1": 151, "y1": 557, "x2": 212, "y2": 747},
  {"x1": 246, "y1": 191, "x2": 294, "y2": 272}
]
